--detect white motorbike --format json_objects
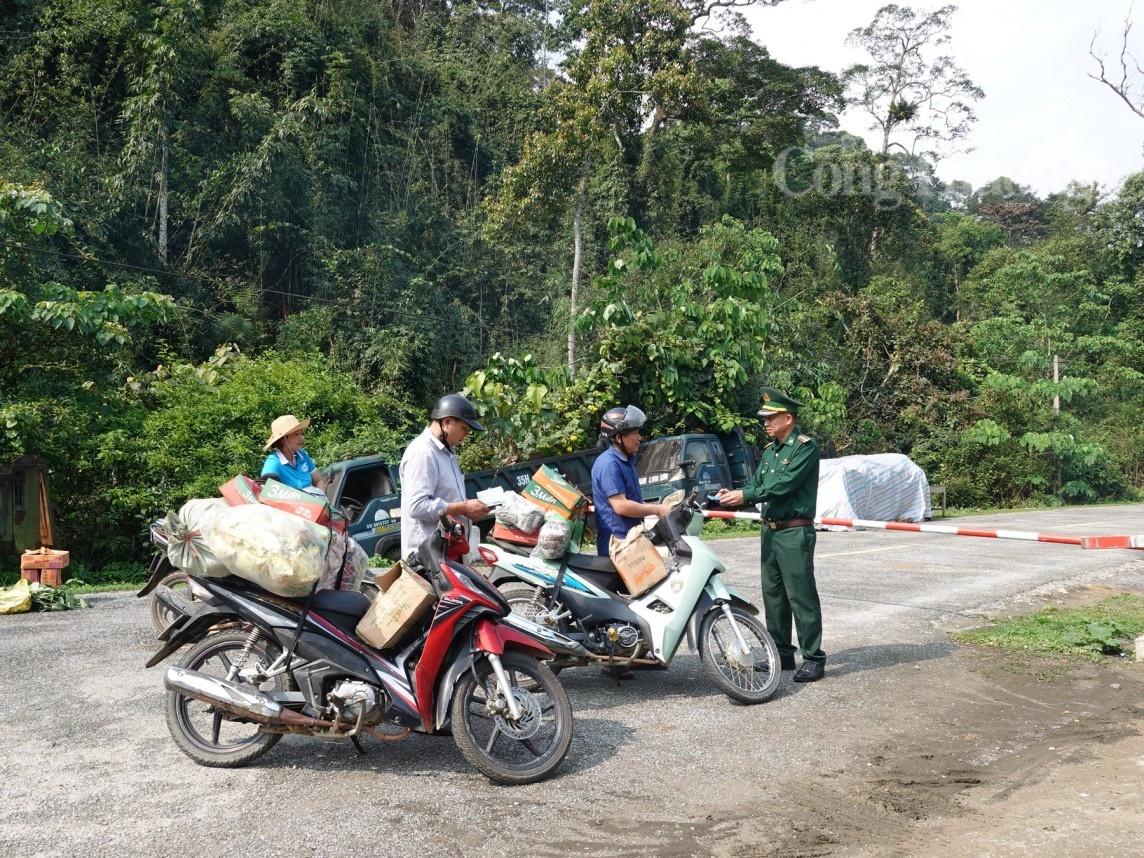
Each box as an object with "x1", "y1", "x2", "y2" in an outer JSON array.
[{"x1": 478, "y1": 493, "x2": 781, "y2": 704}]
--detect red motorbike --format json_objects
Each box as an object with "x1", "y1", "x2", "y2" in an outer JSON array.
[{"x1": 141, "y1": 515, "x2": 581, "y2": 784}]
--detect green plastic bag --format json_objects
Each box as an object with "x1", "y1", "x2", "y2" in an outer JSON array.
[{"x1": 0, "y1": 579, "x2": 32, "y2": 615}]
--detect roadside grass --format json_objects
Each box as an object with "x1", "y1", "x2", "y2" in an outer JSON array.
[
  {"x1": 0, "y1": 560, "x2": 149, "y2": 594},
  {"x1": 954, "y1": 595, "x2": 1144, "y2": 662},
  {"x1": 701, "y1": 518, "x2": 758, "y2": 540},
  {"x1": 943, "y1": 497, "x2": 1141, "y2": 519}
]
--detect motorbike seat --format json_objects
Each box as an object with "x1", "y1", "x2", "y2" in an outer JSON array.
[
  {"x1": 310, "y1": 589, "x2": 372, "y2": 637},
  {"x1": 566, "y1": 553, "x2": 628, "y2": 595},
  {"x1": 566, "y1": 553, "x2": 615, "y2": 573},
  {"x1": 490, "y1": 537, "x2": 532, "y2": 557}
]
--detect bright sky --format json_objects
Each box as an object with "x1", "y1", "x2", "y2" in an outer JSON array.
[{"x1": 743, "y1": 0, "x2": 1144, "y2": 196}]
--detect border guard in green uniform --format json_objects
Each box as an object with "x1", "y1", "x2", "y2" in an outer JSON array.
[{"x1": 716, "y1": 387, "x2": 826, "y2": 682}]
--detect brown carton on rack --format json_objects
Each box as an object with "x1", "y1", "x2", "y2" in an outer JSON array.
[
  {"x1": 356, "y1": 562, "x2": 437, "y2": 649},
  {"x1": 521, "y1": 465, "x2": 589, "y2": 520},
  {"x1": 608, "y1": 526, "x2": 667, "y2": 597}
]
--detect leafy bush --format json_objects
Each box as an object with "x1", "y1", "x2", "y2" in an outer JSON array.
[{"x1": 53, "y1": 347, "x2": 419, "y2": 563}]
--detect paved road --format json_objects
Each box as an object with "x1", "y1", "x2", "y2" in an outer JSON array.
[{"x1": 2, "y1": 506, "x2": 1142, "y2": 857}]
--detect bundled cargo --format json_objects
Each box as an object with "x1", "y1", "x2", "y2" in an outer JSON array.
[
  {"x1": 165, "y1": 499, "x2": 233, "y2": 579},
  {"x1": 166, "y1": 495, "x2": 366, "y2": 597},
  {"x1": 495, "y1": 491, "x2": 546, "y2": 534},
  {"x1": 317, "y1": 530, "x2": 369, "y2": 592},
  {"x1": 208, "y1": 504, "x2": 326, "y2": 597},
  {"x1": 531, "y1": 515, "x2": 571, "y2": 560}
]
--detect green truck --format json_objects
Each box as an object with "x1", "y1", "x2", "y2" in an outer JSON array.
[
  {"x1": 636, "y1": 429, "x2": 760, "y2": 504},
  {"x1": 323, "y1": 446, "x2": 605, "y2": 560},
  {"x1": 324, "y1": 430, "x2": 760, "y2": 558}
]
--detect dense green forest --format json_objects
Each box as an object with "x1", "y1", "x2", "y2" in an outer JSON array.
[{"x1": 1, "y1": 0, "x2": 1141, "y2": 564}]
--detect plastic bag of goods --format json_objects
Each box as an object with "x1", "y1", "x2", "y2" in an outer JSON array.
[
  {"x1": 531, "y1": 515, "x2": 571, "y2": 560},
  {"x1": 0, "y1": 579, "x2": 32, "y2": 615},
  {"x1": 165, "y1": 498, "x2": 233, "y2": 578},
  {"x1": 495, "y1": 492, "x2": 546, "y2": 534},
  {"x1": 317, "y1": 531, "x2": 369, "y2": 592},
  {"x1": 208, "y1": 504, "x2": 325, "y2": 597}
]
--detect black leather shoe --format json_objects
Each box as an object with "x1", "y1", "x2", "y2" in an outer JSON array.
[
  {"x1": 780, "y1": 654, "x2": 796, "y2": 671},
  {"x1": 792, "y1": 661, "x2": 825, "y2": 682}
]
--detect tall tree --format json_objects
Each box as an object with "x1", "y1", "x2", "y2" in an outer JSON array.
[
  {"x1": 115, "y1": 0, "x2": 204, "y2": 264},
  {"x1": 844, "y1": 4, "x2": 983, "y2": 162},
  {"x1": 487, "y1": 0, "x2": 790, "y2": 369},
  {"x1": 1089, "y1": 8, "x2": 1144, "y2": 119}
]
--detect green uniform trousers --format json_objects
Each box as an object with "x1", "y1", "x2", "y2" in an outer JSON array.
[{"x1": 761, "y1": 525, "x2": 825, "y2": 664}]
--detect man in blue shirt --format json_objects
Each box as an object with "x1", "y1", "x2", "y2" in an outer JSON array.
[
  {"x1": 591, "y1": 405, "x2": 672, "y2": 555},
  {"x1": 261, "y1": 414, "x2": 328, "y2": 495}
]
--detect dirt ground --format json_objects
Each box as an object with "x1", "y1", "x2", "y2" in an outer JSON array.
[{"x1": 683, "y1": 586, "x2": 1144, "y2": 858}]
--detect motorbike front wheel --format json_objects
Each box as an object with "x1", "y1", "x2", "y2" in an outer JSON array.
[
  {"x1": 450, "y1": 651, "x2": 573, "y2": 785},
  {"x1": 165, "y1": 629, "x2": 291, "y2": 768},
  {"x1": 698, "y1": 606, "x2": 781, "y2": 704}
]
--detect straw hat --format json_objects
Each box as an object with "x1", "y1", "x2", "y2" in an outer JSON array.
[{"x1": 264, "y1": 415, "x2": 311, "y2": 451}]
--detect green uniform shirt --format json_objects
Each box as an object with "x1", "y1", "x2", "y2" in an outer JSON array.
[{"x1": 740, "y1": 427, "x2": 819, "y2": 521}]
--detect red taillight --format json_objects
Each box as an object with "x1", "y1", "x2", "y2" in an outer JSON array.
[{"x1": 478, "y1": 546, "x2": 498, "y2": 567}]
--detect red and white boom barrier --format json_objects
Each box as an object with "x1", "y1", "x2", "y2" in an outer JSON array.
[{"x1": 701, "y1": 509, "x2": 1144, "y2": 550}]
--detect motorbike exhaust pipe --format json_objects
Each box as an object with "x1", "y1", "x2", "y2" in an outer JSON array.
[
  {"x1": 164, "y1": 667, "x2": 413, "y2": 742},
  {"x1": 165, "y1": 666, "x2": 330, "y2": 729}
]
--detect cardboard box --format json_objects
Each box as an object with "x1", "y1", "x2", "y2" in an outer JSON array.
[
  {"x1": 356, "y1": 562, "x2": 437, "y2": 649},
  {"x1": 609, "y1": 526, "x2": 668, "y2": 597},
  {"x1": 491, "y1": 521, "x2": 540, "y2": 547},
  {"x1": 258, "y1": 479, "x2": 346, "y2": 533},
  {"x1": 521, "y1": 465, "x2": 589, "y2": 520},
  {"x1": 20, "y1": 548, "x2": 70, "y2": 570},
  {"x1": 39, "y1": 568, "x2": 66, "y2": 587},
  {"x1": 219, "y1": 474, "x2": 261, "y2": 506}
]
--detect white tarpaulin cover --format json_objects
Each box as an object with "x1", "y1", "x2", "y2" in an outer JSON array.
[{"x1": 816, "y1": 453, "x2": 932, "y2": 529}]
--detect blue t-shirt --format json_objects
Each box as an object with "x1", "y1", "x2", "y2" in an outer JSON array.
[
  {"x1": 591, "y1": 445, "x2": 644, "y2": 555},
  {"x1": 261, "y1": 448, "x2": 318, "y2": 492}
]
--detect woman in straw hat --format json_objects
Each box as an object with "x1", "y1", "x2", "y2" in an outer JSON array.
[{"x1": 260, "y1": 415, "x2": 328, "y2": 494}]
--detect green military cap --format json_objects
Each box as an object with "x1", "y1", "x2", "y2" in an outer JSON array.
[{"x1": 757, "y1": 386, "x2": 803, "y2": 416}]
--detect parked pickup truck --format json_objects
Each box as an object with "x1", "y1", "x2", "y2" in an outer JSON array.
[
  {"x1": 637, "y1": 429, "x2": 760, "y2": 504},
  {"x1": 324, "y1": 429, "x2": 759, "y2": 558},
  {"x1": 324, "y1": 446, "x2": 606, "y2": 560}
]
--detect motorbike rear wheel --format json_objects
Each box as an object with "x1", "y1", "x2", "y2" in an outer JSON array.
[
  {"x1": 500, "y1": 581, "x2": 554, "y2": 626},
  {"x1": 149, "y1": 569, "x2": 198, "y2": 634},
  {"x1": 450, "y1": 651, "x2": 573, "y2": 785},
  {"x1": 500, "y1": 582, "x2": 570, "y2": 674},
  {"x1": 699, "y1": 606, "x2": 781, "y2": 704},
  {"x1": 165, "y1": 629, "x2": 291, "y2": 768}
]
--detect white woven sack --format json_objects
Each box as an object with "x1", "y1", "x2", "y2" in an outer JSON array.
[
  {"x1": 208, "y1": 504, "x2": 324, "y2": 597},
  {"x1": 166, "y1": 498, "x2": 232, "y2": 578}
]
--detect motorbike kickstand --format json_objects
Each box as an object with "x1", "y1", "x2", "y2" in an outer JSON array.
[
  {"x1": 351, "y1": 735, "x2": 367, "y2": 756},
  {"x1": 602, "y1": 650, "x2": 635, "y2": 684}
]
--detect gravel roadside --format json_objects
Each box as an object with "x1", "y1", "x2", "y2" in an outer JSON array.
[{"x1": 3, "y1": 507, "x2": 1143, "y2": 856}]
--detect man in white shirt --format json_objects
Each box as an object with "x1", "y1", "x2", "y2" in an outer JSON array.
[{"x1": 399, "y1": 394, "x2": 491, "y2": 560}]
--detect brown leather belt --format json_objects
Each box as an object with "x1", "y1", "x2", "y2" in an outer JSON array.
[{"x1": 765, "y1": 518, "x2": 814, "y2": 531}]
